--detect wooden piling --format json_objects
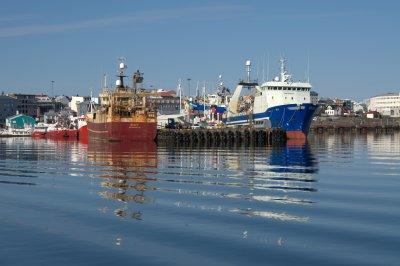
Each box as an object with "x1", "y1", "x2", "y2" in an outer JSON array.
[{"x1": 157, "y1": 127, "x2": 286, "y2": 146}]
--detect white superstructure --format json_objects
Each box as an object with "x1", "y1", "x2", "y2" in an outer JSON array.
[
  {"x1": 253, "y1": 58, "x2": 312, "y2": 113},
  {"x1": 369, "y1": 92, "x2": 400, "y2": 117}
]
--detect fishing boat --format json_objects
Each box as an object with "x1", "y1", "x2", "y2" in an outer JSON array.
[
  {"x1": 32, "y1": 123, "x2": 78, "y2": 139},
  {"x1": 225, "y1": 58, "x2": 317, "y2": 139},
  {"x1": 0, "y1": 126, "x2": 33, "y2": 137},
  {"x1": 86, "y1": 59, "x2": 157, "y2": 142},
  {"x1": 77, "y1": 115, "x2": 88, "y2": 140}
]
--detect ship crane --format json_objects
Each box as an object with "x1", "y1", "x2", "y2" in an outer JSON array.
[{"x1": 228, "y1": 59, "x2": 260, "y2": 115}]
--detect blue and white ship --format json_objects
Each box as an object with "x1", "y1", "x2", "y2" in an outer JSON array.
[{"x1": 225, "y1": 58, "x2": 317, "y2": 139}]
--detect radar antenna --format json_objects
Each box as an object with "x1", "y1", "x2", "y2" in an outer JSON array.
[{"x1": 117, "y1": 57, "x2": 127, "y2": 89}]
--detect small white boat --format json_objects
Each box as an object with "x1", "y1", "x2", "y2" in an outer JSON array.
[{"x1": 0, "y1": 126, "x2": 33, "y2": 137}]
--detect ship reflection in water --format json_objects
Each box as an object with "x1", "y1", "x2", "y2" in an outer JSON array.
[
  {"x1": 86, "y1": 137, "x2": 318, "y2": 223},
  {"x1": 158, "y1": 140, "x2": 318, "y2": 223},
  {"x1": 85, "y1": 140, "x2": 157, "y2": 220},
  {"x1": 2, "y1": 134, "x2": 400, "y2": 265}
]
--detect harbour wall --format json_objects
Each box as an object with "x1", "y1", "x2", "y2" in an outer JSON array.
[{"x1": 157, "y1": 128, "x2": 286, "y2": 146}]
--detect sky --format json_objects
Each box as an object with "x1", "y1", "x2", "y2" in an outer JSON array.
[{"x1": 0, "y1": 0, "x2": 399, "y2": 100}]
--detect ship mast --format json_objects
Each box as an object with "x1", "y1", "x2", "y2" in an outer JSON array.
[
  {"x1": 280, "y1": 57, "x2": 292, "y2": 83},
  {"x1": 132, "y1": 69, "x2": 144, "y2": 94},
  {"x1": 117, "y1": 57, "x2": 127, "y2": 90}
]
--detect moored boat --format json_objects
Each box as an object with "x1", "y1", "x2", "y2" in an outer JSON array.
[
  {"x1": 32, "y1": 123, "x2": 78, "y2": 139},
  {"x1": 77, "y1": 115, "x2": 88, "y2": 140},
  {"x1": 86, "y1": 59, "x2": 157, "y2": 142},
  {"x1": 0, "y1": 126, "x2": 33, "y2": 137},
  {"x1": 225, "y1": 58, "x2": 317, "y2": 139}
]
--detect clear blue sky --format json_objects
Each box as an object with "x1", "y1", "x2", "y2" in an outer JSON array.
[{"x1": 0, "y1": 0, "x2": 399, "y2": 100}]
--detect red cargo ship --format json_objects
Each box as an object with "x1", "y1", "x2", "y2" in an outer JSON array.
[{"x1": 86, "y1": 59, "x2": 157, "y2": 142}]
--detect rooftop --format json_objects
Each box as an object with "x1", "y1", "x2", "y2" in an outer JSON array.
[{"x1": 371, "y1": 92, "x2": 400, "y2": 98}]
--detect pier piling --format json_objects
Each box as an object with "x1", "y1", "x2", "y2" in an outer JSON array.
[{"x1": 157, "y1": 128, "x2": 286, "y2": 146}]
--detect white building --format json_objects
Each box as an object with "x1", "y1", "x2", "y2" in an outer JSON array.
[
  {"x1": 70, "y1": 96, "x2": 91, "y2": 113},
  {"x1": 369, "y1": 92, "x2": 400, "y2": 117},
  {"x1": 325, "y1": 105, "x2": 342, "y2": 116},
  {"x1": 352, "y1": 101, "x2": 365, "y2": 113}
]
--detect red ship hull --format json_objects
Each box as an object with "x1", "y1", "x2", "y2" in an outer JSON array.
[
  {"x1": 78, "y1": 125, "x2": 88, "y2": 142},
  {"x1": 32, "y1": 129, "x2": 78, "y2": 140},
  {"x1": 87, "y1": 121, "x2": 157, "y2": 141}
]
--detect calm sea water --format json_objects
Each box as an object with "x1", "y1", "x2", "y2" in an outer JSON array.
[{"x1": 0, "y1": 133, "x2": 399, "y2": 265}]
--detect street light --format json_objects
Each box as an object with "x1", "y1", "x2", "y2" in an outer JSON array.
[
  {"x1": 51, "y1": 80, "x2": 55, "y2": 98},
  {"x1": 187, "y1": 78, "x2": 191, "y2": 97}
]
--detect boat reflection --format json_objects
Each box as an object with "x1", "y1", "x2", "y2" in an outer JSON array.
[
  {"x1": 86, "y1": 140, "x2": 157, "y2": 219},
  {"x1": 158, "y1": 141, "x2": 318, "y2": 223}
]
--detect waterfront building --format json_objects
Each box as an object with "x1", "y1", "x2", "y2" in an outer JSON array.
[
  {"x1": 5, "y1": 113, "x2": 36, "y2": 129},
  {"x1": 366, "y1": 111, "x2": 381, "y2": 119},
  {"x1": 35, "y1": 94, "x2": 64, "y2": 118},
  {"x1": 369, "y1": 92, "x2": 400, "y2": 117},
  {"x1": 55, "y1": 95, "x2": 71, "y2": 107},
  {"x1": 352, "y1": 101, "x2": 366, "y2": 114},
  {"x1": 325, "y1": 105, "x2": 342, "y2": 116},
  {"x1": 0, "y1": 95, "x2": 18, "y2": 126},
  {"x1": 310, "y1": 91, "x2": 319, "y2": 105},
  {"x1": 70, "y1": 95, "x2": 91, "y2": 113},
  {"x1": 147, "y1": 89, "x2": 180, "y2": 115},
  {"x1": 7, "y1": 93, "x2": 38, "y2": 118}
]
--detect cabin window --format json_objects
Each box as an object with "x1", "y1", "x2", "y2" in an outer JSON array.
[
  {"x1": 283, "y1": 87, "x2": 287, "y2": 90},
  {"x1": 291, "y1": 97, "x2": 294, "y2": 100}
]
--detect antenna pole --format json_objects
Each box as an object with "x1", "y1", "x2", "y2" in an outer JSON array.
[
  {"x1": 256, "y1": 59, "x2": 259, "y2": 81},
  {"x1": 307, "y1": 51, "x2": 310, "y2": 83},
  {"x1": 203, "y1": 81, "x2": 206, "y2": 117},
  {"x1": 266, "y1": 53, "x2": 270, "y2": 82},
  {"x1": 51, "y1": 80, "x2": 55, "y2": 98},
  {"x1": 187, "y1": 78, "x2": 191, "y2": 97},
  {"x1": 262, "y1": 52, "x2": 265, "y2": 82},
  {"x1": 178, "y1": 79, "x2": 182, "y2": 114}
]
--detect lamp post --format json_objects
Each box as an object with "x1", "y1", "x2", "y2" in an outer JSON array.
[
  {"x1": 51, "y1": 80, "x2": 55, "y2": 98},
  {"x1": 51, "y1": 80, "x2": 55, "y2": 111},
  {"x1": 187, "y1": 78, "x2": 191, "y2": 98}
]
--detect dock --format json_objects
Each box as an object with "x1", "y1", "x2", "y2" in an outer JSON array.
[
  {"x1": 156, "y1": 128, "x2": 286, "y2": 146},
  {"x1": 311, "y1": 119, "x2": 400, "y2": 134}
]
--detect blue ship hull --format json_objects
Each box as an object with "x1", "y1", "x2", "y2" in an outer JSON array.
[{"x1": 224, "y1": 103, "x2": 317, "y2": 138}]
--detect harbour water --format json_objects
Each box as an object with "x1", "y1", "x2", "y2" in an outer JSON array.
[{"x1": 0, "y1": 134, "x2": 399, "y2": 265}]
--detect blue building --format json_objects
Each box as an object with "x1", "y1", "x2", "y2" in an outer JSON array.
[{"x1": 5, "y1": 113, "x2": 36, "y2": 129}]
